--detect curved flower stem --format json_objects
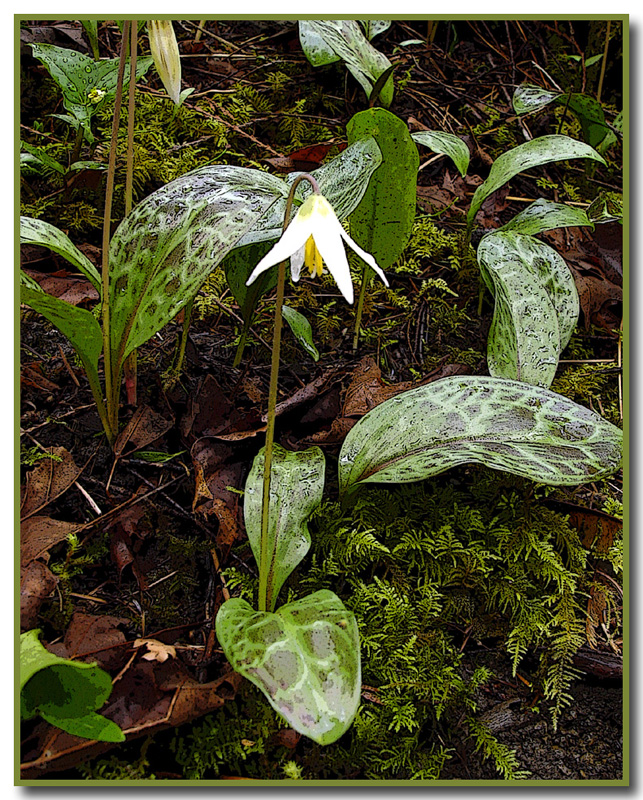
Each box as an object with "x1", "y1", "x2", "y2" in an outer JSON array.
[{"x1": 258, "y1": 173, "x2": 319, "y2": 612}]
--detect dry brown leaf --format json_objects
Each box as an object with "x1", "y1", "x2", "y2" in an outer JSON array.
[
  {"x1": 113, "y1": 405, "x2": 173, "y2": 460},
  {"x1": 61, "y1": 611, "x2": 128, "y2": 671},
  {"x1": 20, "y1": 515, "x2": 80, "y2": 567},
  {"x1": 20, "y1": 561, "x2": 57, "y2": 630},
  {"x1": 20, "y1": 447, "x2": 83, "y2": 520}
]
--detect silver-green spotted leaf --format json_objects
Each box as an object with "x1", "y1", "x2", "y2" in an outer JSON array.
[
  {"x1": 20, "y1": 216, "x2": 101, "y2": 294},
  {"x1": 467, "y1": 135, "x2": 606, "y2": 230},
  {"x1": 479, "y1": 231, "x2": 579, "y2": 355},
  {"x1": 497, "y1": 198, "x2": 594, "y2": 237},
  {"x1": 216, "y1": 590, "x2": 361, "y2": 745},
  {"x1": 512, "y1": 84, "x2": 561, "y2": 115},
  {"x1": 245, "y1": 445, "x2": 325, "y2": 612},
  {"x1": 108, "y1": 165, "x2": 284, "y2": 368},
  {"x1": 298, "y1": 20, "x2": 393, "y2": 107},
  {"x1": 411, "y1": 130, "x2": 470, "y2": 177},
  {"x1": 338, "y1": 376, "x2": 622, "y2": 491}
]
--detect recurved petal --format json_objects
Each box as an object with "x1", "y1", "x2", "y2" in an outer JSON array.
[
  {"x1": 246, "y1": 213, "x2": 312, "y2": 285},
  {"x1": 339, "y1": 227, "x2": 389, "y2": 287}
]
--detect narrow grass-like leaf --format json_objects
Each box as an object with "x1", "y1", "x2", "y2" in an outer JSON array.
[
  {"x1": 299, "y1": 20, "x2": 394, "y2": 107},
  {"x1": 359, "y1": 20, "x2": 391, "y2": 39},
  {"x1": 216, "y1": 590, "x2": 361, "y2": 744},
  {"x1": 21, "y1": 216, "x2": 102, "y2": 293},
  {"x1": 108, "y1": 165, "x2": 285, "y2": 369},
  {"x1": 412, "y1": 130, "x2": 470, "y2": 177},
  {"x1": 339, "y1": 376, "x2": 622, "y2": 491},
  {"x1": 282, "y1": 305, "x2": 320, "y2": 361},
  {"x1": 467, "y1": 135, "x2": 606, "y2": 231},
  {"x1": 497, "y1": 199, "x2": 594, "y2": 237},
  {"x1": 244, "y1": 445, "x2": 325, "y2": 612},
  {"x1": 20, "y1": 142, "x2": 66, "y2": 175},
  {"x1": 347, "y1": 108, "x2": 419, "y2": 269}
]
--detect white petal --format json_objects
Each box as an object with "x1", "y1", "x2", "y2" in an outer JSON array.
[
  {"x1": 290, "y1": 245, "x2": 304, "y2": 282},
  {"x1": 310, "y1": 216, "x2": 354, "y2": 304},
  {"x1": 245, "y1": 212, "x2": 312, "y2": 286},
  {"x1": 339, "y1": 227, "x2": 389, "y2": 287}
]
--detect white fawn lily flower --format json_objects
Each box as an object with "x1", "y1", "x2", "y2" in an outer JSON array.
[{"x1": 245, "y1": 193, "x2": 388, "y2": 304}]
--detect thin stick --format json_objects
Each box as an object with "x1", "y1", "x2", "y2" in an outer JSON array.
[
  {"x1": 597, "y1": 21, "x2": 611, "y2": 104},
  {"x1": 101, "y1": 23, "x2": 131, "y2": 444}
]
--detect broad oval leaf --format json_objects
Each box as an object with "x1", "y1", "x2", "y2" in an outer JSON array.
[
  {"x1": 497, "y1": 198, "x2": 594, "y2": 237},
  {"x1": 338, "y1": 376, "x2": 622, "y2": 491},
  {"x1": 245, "y1": 445, "x2": 325, "y2": 612},
  {"x1": 282, "y1": 305, "x2": 320, "y2": 361},
  {"x1": 411, "y1": 130, "x2": 470, "y2": 177},
  {"x1": 216, "y1": 590, "x2": 361, "y2": 745},
  {"x1": 347, "y1": 108, "x2": 419, "y2": 269},
  {"x1": 108, "y1": 165, "x2": 285, "y2": 367},
  {"x1": 20, "y1": 216, "x2": 101, "y2": 293},
  {"x1": 467, "y1": 135, "x2": 606, "y2": 230},
  {"x1": 479, "y1": 231, "x2": 579, "y2": 356},
  {"x1": 299, "y1": 20, "x2": 394, "y2": 107}
]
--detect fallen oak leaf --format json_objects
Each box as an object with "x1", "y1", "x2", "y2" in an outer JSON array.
[
  {"x1": 20, "y1": 561, "x2": 58, "y2": 631},
  {"x1": 20, "y1": 447, "x2": 86, "y2": 520}
]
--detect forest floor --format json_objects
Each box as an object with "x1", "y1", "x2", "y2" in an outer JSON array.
[{"x1": 19, "y1": 18, "x2": 624, "y2": 782}]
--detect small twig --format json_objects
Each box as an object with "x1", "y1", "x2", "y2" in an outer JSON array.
[
  {"x1": 57, "y1": 344, "x2": 80, "y2": 387},
  {"x1": 74, "y1": 481, "x2": 102, "y2": 515}
]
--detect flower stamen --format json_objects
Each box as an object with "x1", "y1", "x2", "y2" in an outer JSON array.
[{"x1": 305, "y1": 235, "x2": 324, "y2": 278}]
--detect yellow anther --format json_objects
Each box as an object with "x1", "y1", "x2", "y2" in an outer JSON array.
[{"x1": 304, "y1": 235, "x2": 324, "y2": 278}]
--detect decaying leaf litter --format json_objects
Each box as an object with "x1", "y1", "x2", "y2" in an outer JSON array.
[{"x1": 19, "y1": 19, "x2": 624, "y2": 781}]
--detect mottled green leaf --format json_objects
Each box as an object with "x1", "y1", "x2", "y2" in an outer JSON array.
[
  {"x1": 108, "y1": 165, "x2": 284, "y2": 370},
  {"x1": 299, "y1": 20, "x2": 394, "y2": 107},
  {"x1": 479, "y1": 231, "x2": 579, "y2": 355},
  {"x1": 224, "y1": 240, "x2": 276, "y2": 319},
  {"x1": 512, "y1": 84, "x2": 561, "y2": 116},
  {"x1": 339, "y1": 376, "x2": 622, "y2": 491},
  {"x1": 20, "y1": 215, "x2": 101, "y2": 293},
  {"x1": 282, "y1": 305, "x2": 320, "y2": 361},
  {"x1": 513, "y1": 85, "x2": 617, "y2": 151},
  {"x1": 216, "y1": 590, "x2": 361, "y2": 745},
  {"x1": 245, "y1": 445, "x2": 325, "y2": 612},
  {"x1": 20, "y1": 286, "x2": 103, "y2": 392},
  {"x1": 359, "y1": 20, "x2": 391, "y2": 40},
  {"x1": 478, "y1": 234, "x2": 562, "y2": 387},
  {"x1": 347, "y1": 108, "x2": 419, "y2": 268},
  {"x1": 412, "y1": 130, "x2": 470, "y2": 177},
  {"x1": 20, "y1": 630, "x2": 124, "y2": 742},
  {"x1": 467, "y1": 135, "x2": 606, "y2": 230},
  {"x1": 30, "y1": 44, "x2": 153, "y2": 141},
  {"x1": 587, "y1": 192, "x2": 623, "y2": 224},
  {"x1": 497, "y1": 198, "x2": 594, "y2": 237}
]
